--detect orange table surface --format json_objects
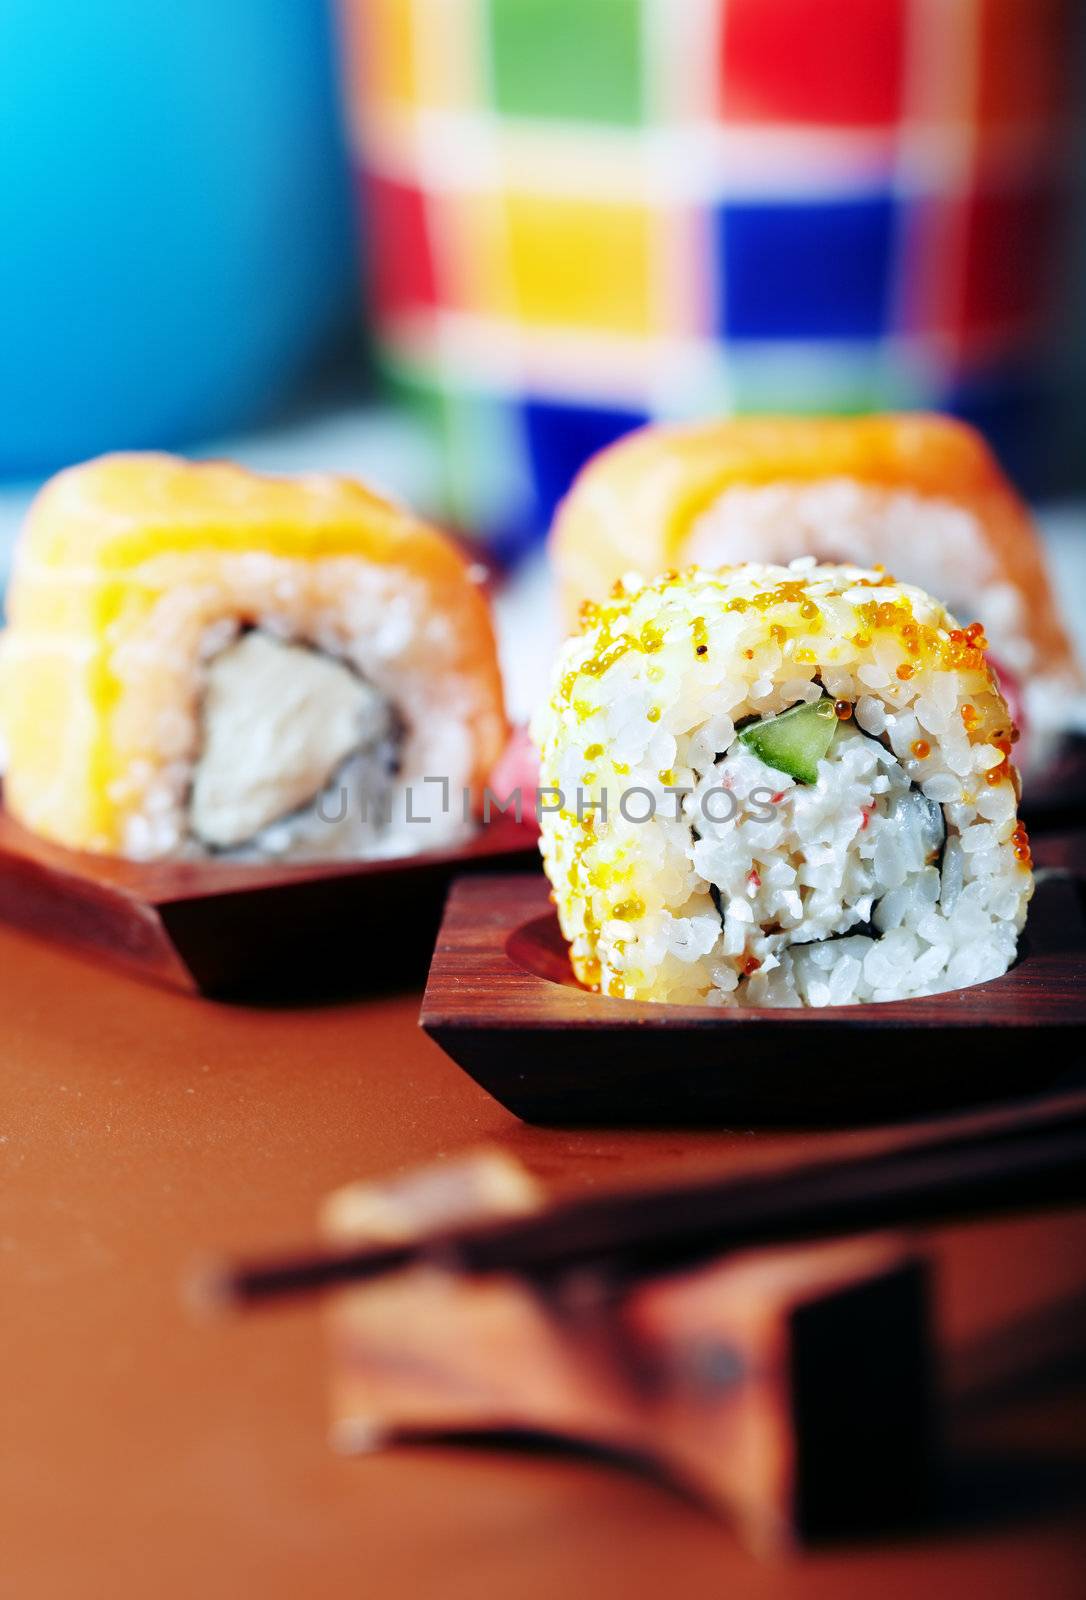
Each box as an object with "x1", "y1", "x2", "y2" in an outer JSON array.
[{"x1": 1, "y1": 919, "x2": 1084, "y2": 1600}]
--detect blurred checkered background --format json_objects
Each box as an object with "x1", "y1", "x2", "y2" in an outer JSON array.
[{"x1": 340, "y1": 0, "x2": 1072, "y2": 547}]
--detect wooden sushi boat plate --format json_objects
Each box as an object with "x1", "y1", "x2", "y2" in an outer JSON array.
[
  {"x1": 0, "y1": 800, "x2": 537, "y2": 998},
  {"x1": 421, "y1": 833, "x2": 1086, "y2": 1126}
]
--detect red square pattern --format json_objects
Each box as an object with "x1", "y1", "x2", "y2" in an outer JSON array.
[
  {"x1": 720, "y1": 0, "x2": 907, "y2": 128},
  {"x1": 958, "y1": 183, "x2": 1061, "y2": 338},
  {"x1": 360, "y1": 171, "x2": 438, "y2": 319}
]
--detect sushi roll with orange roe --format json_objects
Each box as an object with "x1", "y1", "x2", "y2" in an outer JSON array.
[
  {"x1": 533, "y1": 561, "x2": 1032, "y2": 1009},
  {"x1": 551, "y1": 415, "x2": 1081, "y2": 768}
]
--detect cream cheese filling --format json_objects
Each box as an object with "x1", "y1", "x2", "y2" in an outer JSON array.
[{"x1": 189, "y1": 630, "x2": 394, "y2": 851}]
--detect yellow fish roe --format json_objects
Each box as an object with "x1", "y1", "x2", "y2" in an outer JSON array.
[
  {"x1": 555, "y1": 565, "x2": 991, "y2": 720},
  {"x1": 611, "y1": 897, "x2": 645, "y2": 922}
]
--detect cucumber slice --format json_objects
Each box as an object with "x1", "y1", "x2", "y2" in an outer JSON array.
[{"x1": 738, "y1": 696, "x2": 838, "y2": 784}]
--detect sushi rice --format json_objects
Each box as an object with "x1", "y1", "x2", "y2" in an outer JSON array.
[{"x1": 533, "y1": 560, "x2": 1033, "y2": 1008}]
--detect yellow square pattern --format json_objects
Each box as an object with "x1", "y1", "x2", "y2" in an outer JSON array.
[{"x1": 501, "y1": 194, "x2": 654, "y2": 335}]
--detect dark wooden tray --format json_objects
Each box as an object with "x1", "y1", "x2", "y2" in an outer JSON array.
[
  {"x1": 0, "y1": 805, "x2": 539, "y2": 998},
  {"x1": 1019, "y1": 735, "x2": 1086, "y2": 832},
  {"x1": 420, "y1": 838, "x2": 1086, "y2": 1127}
]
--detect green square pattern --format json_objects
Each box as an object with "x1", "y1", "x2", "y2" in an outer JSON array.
[
  {"x1": 377, "y1": 352, "x2": 533, "y2": 536},
  {"x1": 487, "y1": 0, "x2": 643, "y2": 125}
]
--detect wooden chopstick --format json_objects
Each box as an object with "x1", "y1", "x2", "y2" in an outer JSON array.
[{"x1": 202, "y1": 1086, "x2": 1086, "y2": 1311}]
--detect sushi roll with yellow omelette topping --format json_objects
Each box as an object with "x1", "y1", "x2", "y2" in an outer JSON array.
[
  {"x1": 0, "y1": 454, "x2": 507, "y2": 861},
  {"x1": 550, "y1": 416, "x2": 1082, "y2": 768},
  {"x1": 532, "y1": 562, "x2": 1032, "y2": 1008}
]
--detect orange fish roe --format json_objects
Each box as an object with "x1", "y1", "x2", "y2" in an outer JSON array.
[
  {"x1": 984, "y1": 737, "x2": 1013, "y2": 784},
  {"x1": 647, "y1": 706, "x2": 661, "y2": 722},
  {"x1": 842, "y1": 592, "x2": 997, "y2": 680},
  {"x1": 961, "y1": 704, "x2": 978, "y2": 730},
  {"x1": 741, "y1": 955, "x2": 762, "y2": 977},
  {"x1": 834, "y1": 699, "x2": 853, "y2": 719},
  {"x1": 1010, "y1": 821, "x2": 1032, "y2": 867},
  {"x1": 607, "y1": 977, "x2": 626, "y2": 998},
  {"x1": 896, "y1": 664, "x2": 915, "y2": 681},
  {"x1": 581, "y1": 955, "x2": 601, "y2": 987},
  {"x1": 584, "y1": 743, "x2": 603, "y2": 760},
  {"x1": 911, "y1": 739, "x2": 931, "y2": 759},
  {"x1": 770, "y1": 623, "x2": 786, "y2": 642},
  {"x1": 799, "y1": 600, "x2": 819, "y2": 620}
]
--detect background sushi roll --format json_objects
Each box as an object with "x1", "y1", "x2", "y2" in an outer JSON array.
[
  {"x1": 533, "y1": 562, "x2": 1033, "y2": 1009},
  {"x1": 0, "y1": 454, "x2": 507, "y2": 861},
  {"x1": 550, "y1": 416, "x2": 1082, "y2": 768}
]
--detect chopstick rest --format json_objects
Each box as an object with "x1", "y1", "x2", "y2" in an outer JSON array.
[{"x1": 323, "y1": 1154, "x2": 934, "y2": 1549}]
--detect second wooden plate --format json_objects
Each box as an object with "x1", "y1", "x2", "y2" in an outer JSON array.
[{"x1": 421, "y1": 839, "x2": 1086, "y2": 1127}]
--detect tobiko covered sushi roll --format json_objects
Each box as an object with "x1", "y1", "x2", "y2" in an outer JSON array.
[
  {"x1": 533, "y1": 563, "x2": 1032, "y2": 1008},
  {"x1": 550, "y1": 416, "x2": 1082, "y2": 766},
  {"x1": 0, "y1": 455, "x2": 507, "y2": 860}
]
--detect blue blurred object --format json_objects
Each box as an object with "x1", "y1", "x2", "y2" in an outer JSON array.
[
  {"x1": 0, "y1": 0, "x2": 356, "y2": 476},
  {"x1": 523, "y1": 398, "x2": 649, "y2": 532},
  {"x1": 719, "y1": 197, "x2": 898, "y2": 342}
]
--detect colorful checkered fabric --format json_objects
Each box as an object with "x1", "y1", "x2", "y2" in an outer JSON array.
[{"x1": 336, "y1": 0, "x2": 1070, "y2": 546}]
